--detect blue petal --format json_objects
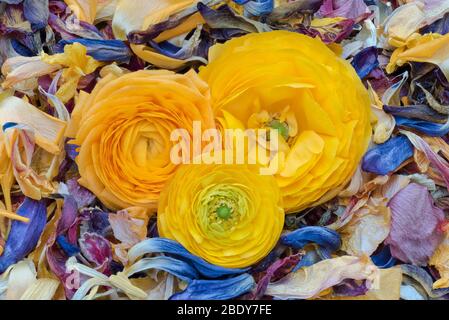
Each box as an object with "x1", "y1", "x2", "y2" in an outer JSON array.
[
  {"x1": 170, "y1": 273, "x2": 255, "y2": 300},
  {"x1": 351, "y1": 46, "x2": 379, "y2": 79},
  {"x1": 241, "y1": 0, "x2": 274, "y2": 16},
  {"x1": 11, "y1": 39, "x2": 35, "y2": 57},
  {"x1": 56, "y1": 235, "x2": 80, "y2": 257},
  {"x1": 126, "y1": 256, "x2": 200, "y2": 283},
  {"x1": 128, "y1": 238, "x2": 249, "y2": 278},
  {"x1": 23, "y1": 0, "x2": 49, "y2": 30},
  {"x1": 0, "y1": 0, "x2": 23, "y2": 3},
  {"x1": 65, "y1": 143, "x2": 79, "y2": 161},
  {"x1": 281, "y1": 226, "x2": 341, "y2": 251},
  {"x1": 401, "y1": 264, "x2": 449, "y2": 299},
  {"x1": 395, "y1": 116, "x2": 449, "y2": 137},
  {"x1": 421, "y1": 13, "x2": 449, "y2": 35},
  {"x1": 292, "y1": 250, "x2": 322, "y2": 271},
  {"x1": 2, "y1": 122, "x2": 18, "y2": 132},
  {"x1": 371, "y1": 245, "x2": 396, "y2": 269},
  {"x1": 362, "y1": 135, "x2": 414, "y2": 175},
  {"x1": 0, "y1": 198, "x2": 47, "y2": 273},
  {"x1": 383, "y1": 105, "x2": 447, "y2": 123},
  {"x1": 55, "y1": 39, "x2": 132, "y2": 63}
]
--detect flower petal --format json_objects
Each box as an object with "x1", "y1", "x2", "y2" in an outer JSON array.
[
  {"x1": 170, "y1": 273, "x2": 255, "y2": 300},
  {"x1": 55, "y1": 39, "x2": 132, "y2": 63},
  {"x1": 266, "y1": 256, "x2": 379, "y2": 300},
  {"x1": 395, "y1": 115, "x2": 449, "y2": 137},
  {"x1": 362, "y1": 135, "x2": 414, "y2": 175},
  {"x1": 281, "y1": 226, "x2": 341, "y2": 252},
  {"x1": 386, "y1": 183, "x2": 445, "y2": 266},
  {"x1": 351, "y1": 46, "x2": 379, "y2": 79},
  {"x1": 128, "y1": 238, "x2": 248, "y2": 278},
  {"x1": 0, "y1": 198, "x2": 47, "y2": 273}
]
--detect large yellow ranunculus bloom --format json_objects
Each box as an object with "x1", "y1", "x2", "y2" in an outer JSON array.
[
  {"x1": 67, "y1": 69, "x2": 215, "y2": 210},
  {"x1": 157, "y1": 164, "x2": 284, "y2": 268},
  {"x1": 199, "y1": 31, "x2": 372, "y2": 213}
]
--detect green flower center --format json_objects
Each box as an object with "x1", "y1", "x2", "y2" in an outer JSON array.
[
  {"x1": 194, "y1": 183, "x2": 250, "y2": 237},
  {"x1": 216, "y1": 204, "x2": 232, "y2": 220},
  {"x1": 268, "y1": 119, "x2": 289, "y2": 140}
]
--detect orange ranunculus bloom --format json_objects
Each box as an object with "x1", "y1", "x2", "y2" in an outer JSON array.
[{"x1": 67, "y1": 69, "x2": 215, "y2": 210}]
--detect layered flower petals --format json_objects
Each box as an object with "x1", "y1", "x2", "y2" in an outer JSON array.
[
  {"x1": 199, "y1": 31, "x2": 372, "y2": 212},
  {"x1": 68, "y1": 69, "x2": 215, "y2": 210},
  {"x1": 157, "y1": 164, "x2": 284, "y2": 268}
]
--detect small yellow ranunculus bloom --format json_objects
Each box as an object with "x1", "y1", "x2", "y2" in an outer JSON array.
[
  {"x1": 199, "y1": 31, "x2": 372, "y2": 213},
  {"x1": 157, "y1": 164, "x2": 284, "y2": 268}
]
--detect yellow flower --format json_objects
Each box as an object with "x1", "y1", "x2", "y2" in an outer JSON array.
[
  {"x1": 67, "y1": 69, "x2": 215, "y2": 210},
  {"x1": 157, "y1": 164, "x2": 284, "y2": 268},
  {"x1": 199, "y1": 31, "x2": 372, "y2": 213},
  {"x1": 41, "y1": 43, "x2": 103, "y2": 103}
]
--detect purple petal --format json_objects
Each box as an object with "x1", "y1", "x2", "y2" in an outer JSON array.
[
  {"x1": 56, "y1": 195, "x2": 78, "y2": 242},
  {"x1": 384, "y1": 105, "x2": 447, "y2": 123},
  {"x1": 362, "y1": 135, "x2": 414, "y2": 175},
  {"x1": 79, "y1": 207, "x2": 111, "y2": 236},
  {"x1": 66, "y1": 178, "x2": 95, "y2": 209},
  {"x1": 65, "y1": 142, "x2": 79, "y2": 161},
  {"x1": 333, "y1": 279, "x2": 369, "y2": 297},
  {"x1": 402, "y1": 130, "x2": 449, "y2": 189},
  {"x1": 386, "y1": 183, "x2": 445, "y2": 266},
  {"x1": 46, "y1": 245, "x2": 79, "y2": 299},
  {"x1": 79, "y1": 232, "x2": 112, "y2": 274},
  {"x1": 48, "y1": 13, "x2": 102, "y2": 41},
  {"x1": 251, "y1": 253, "x2": 302, "y2": 299},
  {"x1": 318, "y1": 0, "x2": 370, "y2": 20},
  {"x1": 0, "y1": 198, "x2": 47, "y2": 273},
  {"x1": 351, "y1": 46, "x2": 379, "y2": 79}
]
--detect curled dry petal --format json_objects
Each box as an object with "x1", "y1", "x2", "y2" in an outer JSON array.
[
  {"x1": 0, "y1": 198, "x2": 47, "y2": 273},
  {"x1": 362, "y1": 135, "x2": 414, "y2": 175},
  {"x1": 265, "y1": 256, "x2": 380, "y2": 300},
  {"x1": 386, "y1": 183, "x2": 445, "y2": 266},
  {"x1": 170, "y1": 273, "x2": 255, "y2": 300},
  {"x1": 128, "y1": 238, "x2": 248, "y2": 278}
]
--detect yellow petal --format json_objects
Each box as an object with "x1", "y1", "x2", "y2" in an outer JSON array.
[
  {"x1": 64, "y1": 0, "x2": 97, "y2": 23},
  {"x1": 112, "y1": 0, "x2": 198, "y2": 40},
  {"x1": 0, "y1": 96, "x2": 66, "y2": 154}
]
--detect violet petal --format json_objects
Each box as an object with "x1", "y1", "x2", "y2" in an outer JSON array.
[
  {"x1": 386, "y1": 183, "x2": 445, "y2": 266},
  {"x1": 55, "y1": 39, "x2": 131, "y2": 63},
  {"x1": 66, "y1": 178, "x2": 95, "y2": 209},
  {"x1": 395, "y1": 116, "x2": 449, "y2": 137},
  {"x1": 384, "y1": 105, "x2": 447, "y2": 123},
  {"x1": 351, "y1": 46, "x2": 379, "y2": 79},
  {"x1": 0, "y1": 198, "x2": 47, "y2": 273},
  {"x1": 23, "y1": 0, "x2": 49, "y2": 30},
  {"x1": 362, "y1": 135, "x2": 414, "y2": 175},
  {"x1": 78, "y1": 232, "x2": 112, "y2": 274},
  {"x1": 170, "y1": 273, "x2": 255, "y2": 300}
]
